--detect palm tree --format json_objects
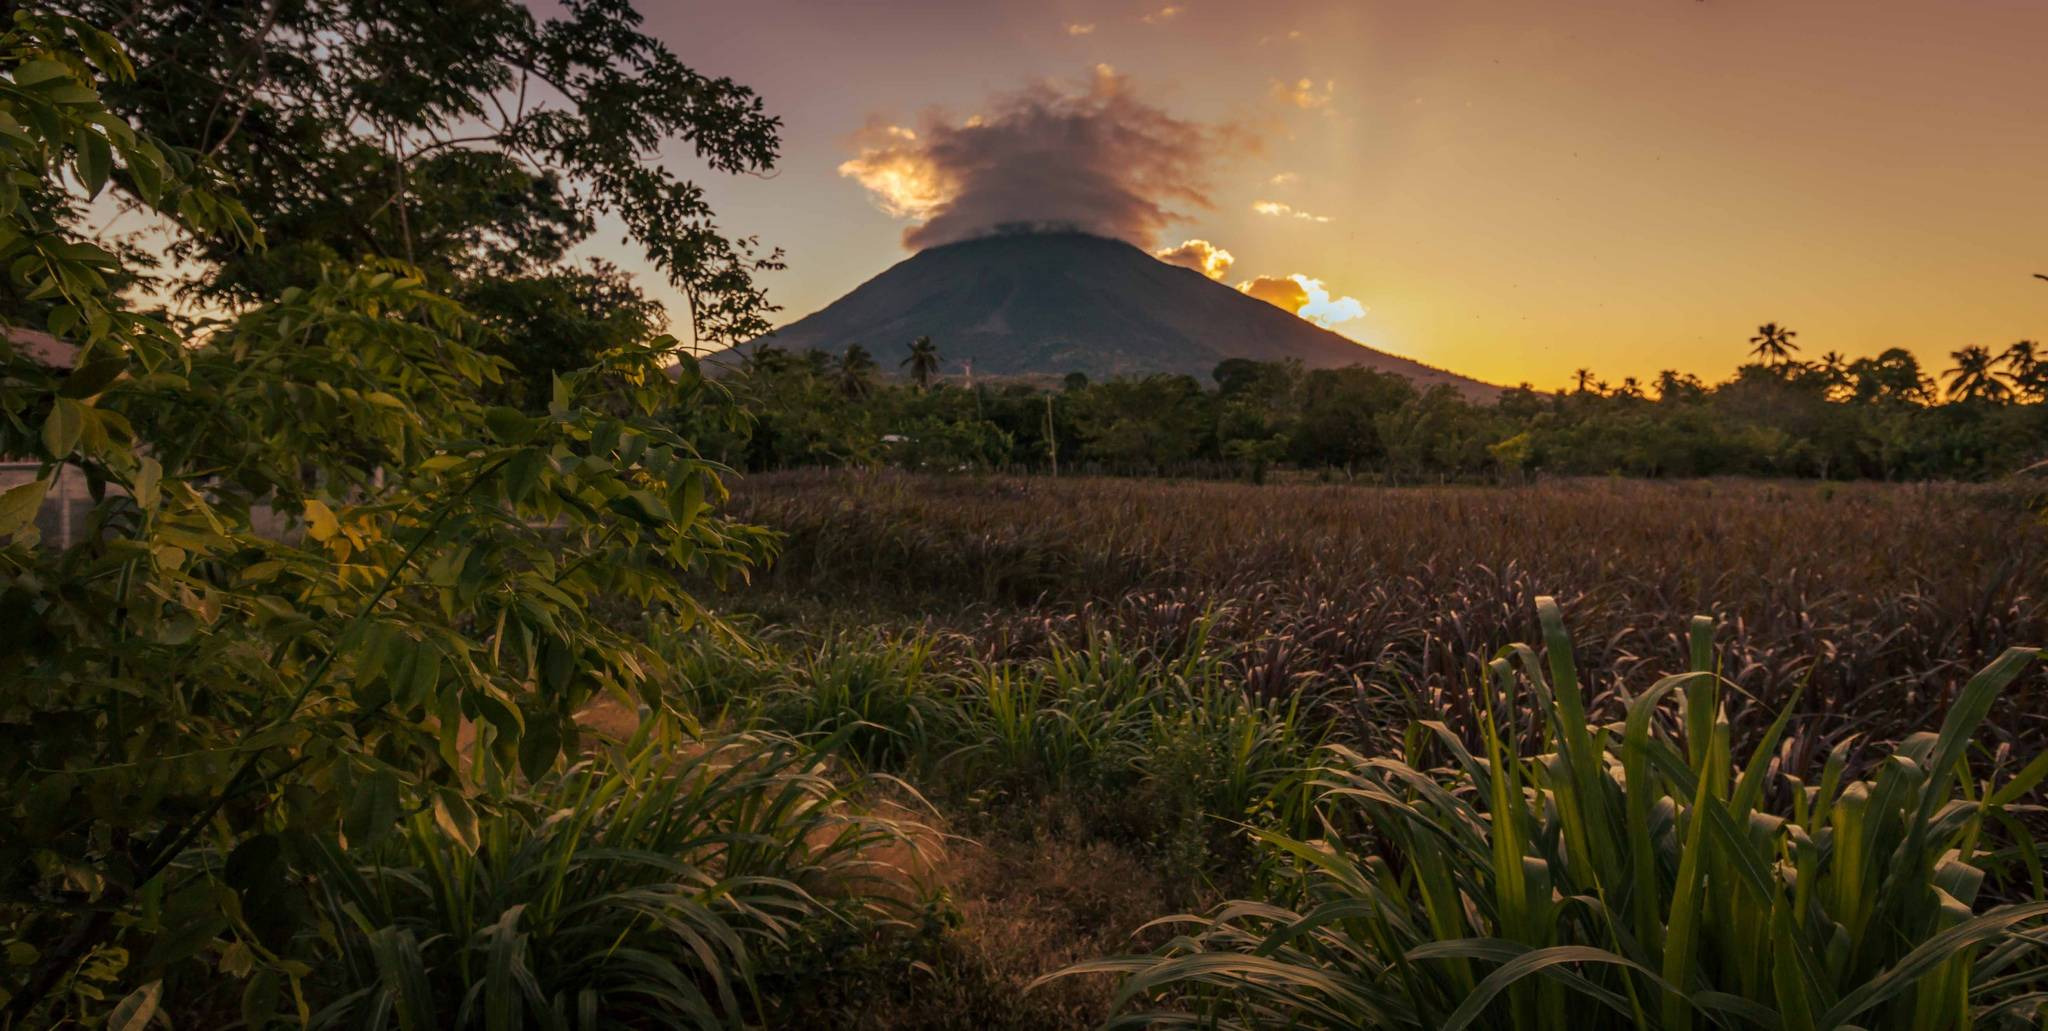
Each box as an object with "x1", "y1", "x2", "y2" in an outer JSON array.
[
  {"x1": 746, "y1": 344, "x2": 792, "y2": 376},
  {"x1": 1655, "y1": 369, "x2": 1686, "y2": 401},
  {"x1": 1811, "y1": 350, "x2": 1850, "y2": 398},
  {"x1": 1748, "y1": 322, "x2": 1800, "y2": 366},
  {"x1": 837, "y1": 343, "x2": 877, "y2": 398},
  {"x1": 1572, "y1": 368, "x2": 1594, "y2": 393},
  {"x1": 1617, "y1": 376, "x2": 1643, "y2": 399},
  {"x1": 2003, "y1": 340, "x2": 2039, "y2": 374},
  {"x1": 902, "y1": 336, "x2": 940, "y2": 390},
  {"x1": 1944, "y1": 345, "x2": 2011, "y2": 403},
  {"x1": 2000, "y1": 340, "x2": 2040, "y2": 400}
]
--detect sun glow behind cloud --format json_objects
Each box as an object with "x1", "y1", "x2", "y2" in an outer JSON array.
[
  {"x1": 1292, "y1": 276, "x2": 1366, "y2": 326},
  {"x1": 1238, "y1": 273, "x2": 1365, "y2": 328},
  {"x1": 837, "y1": 123, "x2": 953, "y2": 221}
]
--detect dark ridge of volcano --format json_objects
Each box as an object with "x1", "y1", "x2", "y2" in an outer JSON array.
[{"x1": 729, "y1": 232, "x2": 1498, "y2": 399}]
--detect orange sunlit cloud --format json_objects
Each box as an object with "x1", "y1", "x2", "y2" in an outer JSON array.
[
  {"x1": 1154, "y1": 238, "x2": 1235, "y2": 279},
  {"x1": 1239, "y1": 273, "x2": 1366, "y2": 328},
  {"x1": 838, "y1": 123, "x2": 953, "y2": 221},
  {"x1": 1141, "y1": 5, "x2": 1183, "y2": 25},
  {"x1": 1065, "y1": 22, "x2": 1095, "y2": 36},
  {"x1": 1237, "y1": 274, "x2": 1306, "y2": 311}
]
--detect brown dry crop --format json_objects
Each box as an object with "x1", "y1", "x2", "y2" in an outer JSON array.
[{"x1": 723, "y1": 471, "x2": 2048, "y2": 759}]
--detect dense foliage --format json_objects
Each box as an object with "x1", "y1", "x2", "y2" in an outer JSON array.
[
  {"x1": 692, "y1": 474, "x2": 2048, "y2": 1027},
  {"x1": 306, "y1": 731, "x2": 911, "y2": 1028},
  {"x1": 41, "y1": 0, "x2": 784, "y2": 402},
  {"x1": 1060, "y1": 604, "x2": 2047, "y2": 1029},
  {"x1": 0, "y1": 13, "x2": 891, "y2": 1026},
  {"x1": 712, "y1": 344, "x2": 2048, "y2": 481}
]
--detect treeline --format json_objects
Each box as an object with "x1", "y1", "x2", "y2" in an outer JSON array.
[{"x1": 695, "y1": 336, "x2": 2048, "y2": 481}]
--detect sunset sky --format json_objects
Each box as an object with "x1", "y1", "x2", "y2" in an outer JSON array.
[{"x1": 602, "y1": 0, "x2": 2047, "y2": 390}]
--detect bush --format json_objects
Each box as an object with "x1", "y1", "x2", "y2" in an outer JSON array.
[
  {"x1": 0, "y1": 17, "x2": 771, "y2": 1021},
  {"x1": 1059, "y1": 599, "x2": 2048, "y2": 1029},
  {"x1": 303, "y1": 732, "x2": 915, "y2": 1028}
]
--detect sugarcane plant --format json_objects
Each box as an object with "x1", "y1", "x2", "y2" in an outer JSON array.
[{"x1": 1058, "y1": 597, "x2": 2048, "y2": 1029}]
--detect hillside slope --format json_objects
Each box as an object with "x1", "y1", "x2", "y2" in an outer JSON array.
[{"x1": 729, "y1": 233, "x2": 1496, "y2": 399}]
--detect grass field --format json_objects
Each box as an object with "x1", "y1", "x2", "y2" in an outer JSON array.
[
  {"x1": 660, "y1": 471, "x2": 2048, "y2": 1028},
  {"x1": 729, "y1": 472, "x2": 2047, "y2": 753}
]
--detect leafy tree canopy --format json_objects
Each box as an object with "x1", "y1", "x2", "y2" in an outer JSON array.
[
  {"x1": 0, "y1": 10, "x2": 773, "y2": 1021},
  {"x1": 47, "y1": 0, "x2": 784, "y2": 404}
]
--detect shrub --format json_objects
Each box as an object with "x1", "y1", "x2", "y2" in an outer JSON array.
[
  {"x1": 0, "y1": 17, "x2": 771, "y2": 1021},
  {"x1": 1059, "y1": 599, "x2": 2048, "y2": 1029},
  {"x1": 304, "y1": 732, "x2": 915, "y2": 1029}
]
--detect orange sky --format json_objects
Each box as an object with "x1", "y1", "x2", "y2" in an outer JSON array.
[{"x1": 601, "y1": 0, "x2": 2048, "y2": 390}]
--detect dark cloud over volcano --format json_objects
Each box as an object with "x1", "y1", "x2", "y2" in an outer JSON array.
[{"x1": 839, "y1": 65, "x2": 1219, "y2": 250}]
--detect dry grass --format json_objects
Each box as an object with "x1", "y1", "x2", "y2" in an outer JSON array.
[
  {"x1": 726, "y1": 471, "x2": 2048, "y2": 758},
  {"x1": 697, "y1": 472, "x2": 2048, "y2": 1027},
  {"x1": 785, "y1": 799, "x2": 1183, "y2": 1031},
  {"x1": 942, "y1": 805, "x2": 1178, "y2": 1028}
]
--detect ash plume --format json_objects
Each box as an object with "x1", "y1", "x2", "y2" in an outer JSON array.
[{"x1": 840, "y1": 65, "x2": 1218, "y2": 251}]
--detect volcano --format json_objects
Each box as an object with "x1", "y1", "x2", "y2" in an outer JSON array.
[{"x1": 731, "y1": 233, "x2": 1497, "y2": 399}]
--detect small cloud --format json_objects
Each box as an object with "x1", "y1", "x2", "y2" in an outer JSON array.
[
  {"x1": 1237, "y1": 274, "x2": 1308, "y2": 312},
  {"x1": 1238, "y1": 273, "x2": 1365, "y2": 328},
  {"x1": 1250, "y1": 200, "x2": 1330, "y2": 223},
  {"x1": 1270, "y1": 77, "x2": 1334, "y2": 110},
  {"x1": 1293, "y1": 275, "x2": 1366, "y2": 326},
  {"x1": 1141, "y1": 4, "x2": 1184, "y2": 24},
  {"x1": 1258, "y1": 28, "x2": 1306, "y2": 45},
  {"x1": 1153, "y1": 238, "x2": 1234, "y2": 279},
  {"x1": 1065, "y1": 21, "x2": 1096, "y2": 35},
  {"x1": 1268, "y1": 171, "x2": 1299, "y2": 186}
]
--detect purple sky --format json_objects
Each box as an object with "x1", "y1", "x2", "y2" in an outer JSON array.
[{"x1": 572, "y1": 0, "x2": 2048, "y2": 388}]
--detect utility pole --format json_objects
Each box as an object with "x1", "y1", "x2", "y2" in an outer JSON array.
[
  {"x1": 1044, "y1": 392, "x2": 1058, "y2": 477},
  {"x1": 963, "y1": 359, "x2": 984, "y2": 421}
]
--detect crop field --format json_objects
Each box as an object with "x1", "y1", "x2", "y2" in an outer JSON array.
[
  {"x1": 655, "y1": 471, "x2": 2048, "y2": 1027},
  {"x1": 726, "y1": 472, "x2": 2048, "y2": 753}
]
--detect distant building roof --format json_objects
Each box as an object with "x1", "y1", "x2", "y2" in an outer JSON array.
[{"x1": 6, "y1": 326, "x2": 77, "y2": 369}]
